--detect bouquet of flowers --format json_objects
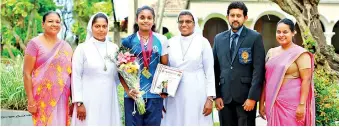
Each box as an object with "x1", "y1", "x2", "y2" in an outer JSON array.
[{"x1": 114, "y1": 46, "x2": 146, "y2": 115}]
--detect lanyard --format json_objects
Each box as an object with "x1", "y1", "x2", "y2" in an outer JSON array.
[{"x1": 139, "y1": 31, "x2": 153, "y2": 69}]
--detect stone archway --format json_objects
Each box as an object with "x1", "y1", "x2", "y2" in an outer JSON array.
[
  {"x1": 203, "y1": 18, "x2": 228, "y2": 46},
  {"x1": 254, "y1": 15, "x2": 281, "y2": 53},
  {"x1": 295, "y1": 21, "x2": 325, "y2": 47},
  {"x1": 332, "y1": 20, "x2": 339, "y2": 54}
]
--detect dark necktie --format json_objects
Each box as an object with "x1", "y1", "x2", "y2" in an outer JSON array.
[{"x1": 230, "y1": 34, "x2": 239, "y2": 59}]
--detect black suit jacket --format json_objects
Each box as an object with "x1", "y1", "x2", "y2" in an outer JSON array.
[{"x1": 213, "y1": 26, "x2": 265, "y2": 104}]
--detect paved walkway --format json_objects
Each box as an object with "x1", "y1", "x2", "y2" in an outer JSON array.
[
  {"x1": 213, "y1": 109, "x2": 267, "y2": 126},
  {"x1": 2, "y1": 109, "x2": 267, "y2": 126},
  {"x1": 1, "y1": 110, "x2": 33, "y2": 126}
]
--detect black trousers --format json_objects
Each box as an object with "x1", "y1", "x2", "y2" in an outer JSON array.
[
  {"x1": 218, "y1": 100, "x2": 257, "y2": 126},
  {"x1": 124, "y1": 98, "x2": 163, "y2": 126}
]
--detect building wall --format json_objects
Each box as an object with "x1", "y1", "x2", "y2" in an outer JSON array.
[{"x1": 128, "y1": 0, "x2": 339, "y2": 48}]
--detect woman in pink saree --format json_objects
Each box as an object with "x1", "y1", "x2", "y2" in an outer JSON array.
[
  {"x1": 23, "y1": 11, "x2": 73, "y2": 126},
  {"x1": 259, "y1": 18, "x2": 315, "y2": 126}
]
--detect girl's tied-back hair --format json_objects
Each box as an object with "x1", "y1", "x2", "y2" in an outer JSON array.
[{"x1": 134, "y1": 5, "x2": 156, "y2": 33}]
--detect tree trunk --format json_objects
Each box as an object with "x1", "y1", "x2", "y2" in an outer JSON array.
[
  {"x1": 111, "y1": 0, "x2": 121, "y2": 46},
  {"x1": 271, "y1": 0, "x2": 339, "y2": 78},
  {"x1": 185, "y1": 0, "x2": 191, "y2": 9},
  {"x1": 4, "y1": 44, "x2": 15, "y2": 60},
  {"x1": 13, "y1": 29, "x2": 26, "y2": 51},
  {"x1": 33, "y1": 14, "x2": 37, "y2": 37},
  {"x1": 24, "y1": 12, "x2": 34, "y2": 44},
  {"x1": 155, "y1": 0, "x2": 161, "y2": 26},
  {"x1": 113, "y1": 22, "x2": 121, "y2": 46},
  {"x1": 156, "y1": 0, "x2": 166, "y2": 33},
  {"x1": 24, "y1": 0, "x2": 37, "y2": 44}
]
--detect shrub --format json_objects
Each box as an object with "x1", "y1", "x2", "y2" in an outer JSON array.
[
  {"x1": 314, "y1": 68, "x2": 339, "y2": 125},
  {"x1": 1, "y1": 47, "x2": 23, "y2": 59},
  {"x1": 0, "y1": 56, "x2": 27, "y2": 110},
  {"x1": 118, "y1": 85, "x2": 125, "y2": 125}
]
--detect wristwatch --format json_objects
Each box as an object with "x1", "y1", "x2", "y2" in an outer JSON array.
[{"x1": 77, "y1": 102, "x2": 83, "y2": 107}]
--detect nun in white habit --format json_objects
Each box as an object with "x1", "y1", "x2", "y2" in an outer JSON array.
[
  {"x1": 71, "y1": 12, "x2": 121, "y2": 126},
  {"x1": 161, "y1": 10, "x2": 215, "y2": 126}
]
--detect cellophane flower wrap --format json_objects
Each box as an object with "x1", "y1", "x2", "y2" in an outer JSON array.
[{"x1": 114, "y1": 46, "x2": 146, "y2": 115}]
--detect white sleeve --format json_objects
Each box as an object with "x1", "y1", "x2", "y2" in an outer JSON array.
[
  {"x1": 202, "y1": 38, "x2": 216, "y2": 97},
  {"x1": 157, "y1": 34, "x2": 169, "y2": 56},
  {"x1": 112, "y1": 44, "x2": 121, "y2": 86},
  {"x1": 71, "y1": 44, "x2": 85, "y2": 103},
  {"x1": 161, "y1": 38, "x2": 169, "y2": 56}
]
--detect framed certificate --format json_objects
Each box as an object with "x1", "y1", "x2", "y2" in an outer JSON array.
[{"x1": 150, "y1": 64, "x2": 183, "y2": 97}]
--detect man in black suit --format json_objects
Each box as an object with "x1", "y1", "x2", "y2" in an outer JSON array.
[{"x1": 213, "y1": 1, "x2": 265, "y2": 126}]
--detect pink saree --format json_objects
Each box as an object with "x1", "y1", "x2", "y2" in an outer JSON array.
[
  {"x1": 264, "y1": 46, "x2": 315, "y2": 126},
  {"x1": 25, "y1": 37, "x2": 73, "y2": 126}
]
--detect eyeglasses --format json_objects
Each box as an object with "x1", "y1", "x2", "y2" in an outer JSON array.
[{"x1": 178, "y1": 20, "x2": 194, "y2": 25}]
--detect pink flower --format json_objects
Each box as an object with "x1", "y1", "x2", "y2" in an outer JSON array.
[
  {"x1": 129, "y1": 56, "x2": 136, "y2": 63},
  {"x1": 124, "y1": 52, "x2": 132, "y2": 56},
  {"x1": 125, "y1": 55, "x2": 131, "y2": 61},
  {"x1": 117, "y1": 50, "x2": 137, "y2": 65},
  {"x1": 118, "y1": 52, "x2": 127, "y2": 64}
]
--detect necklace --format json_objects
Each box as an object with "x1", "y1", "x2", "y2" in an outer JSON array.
[
  {"x1": 93, "y1": 41, "x2": 108, "y2": 71},
  {"x1": 141, "y1": 36, "x2": 149, "y2": 40},
  {"x1": 140, "y1": 36, "x2": 149, "y2": 45},
  {"x1": 180, "y1": 35, "x2": 196, "y2": 61}
]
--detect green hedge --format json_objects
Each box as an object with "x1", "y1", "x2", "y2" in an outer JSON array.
[
  {"x1": 0, "y1": 56, "x2": 27, "y2": 110},
  {"x1": 314, "y1": 68, "x2": 339, "y2": 125}
]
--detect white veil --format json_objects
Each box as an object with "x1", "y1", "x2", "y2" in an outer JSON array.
[
  {"x1": 177, "y1": 10, "x2": 202, "y2": 35},
  {"x1": 85, "y1": 12, "x2": 110, "y2": 42}
]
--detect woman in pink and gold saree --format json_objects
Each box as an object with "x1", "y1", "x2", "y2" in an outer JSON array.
[
  {"x1": 259, "y1": 18, "x2": 315, "y2": 126},
  {"x1": 23, "y1": 11, "x2": 73, "y2": 126}
]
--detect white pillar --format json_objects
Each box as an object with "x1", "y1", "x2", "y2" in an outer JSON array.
[{"x1": 324, "y1": 32, "x2": 335, "y2": 45}]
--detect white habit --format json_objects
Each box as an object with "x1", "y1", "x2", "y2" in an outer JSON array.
[
  {"x1": 71, "y1": 37, "x2": 121, "y2": 126},
  {"x1": 161, "y1": 32, "x2": 216, "y2": 126}
]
